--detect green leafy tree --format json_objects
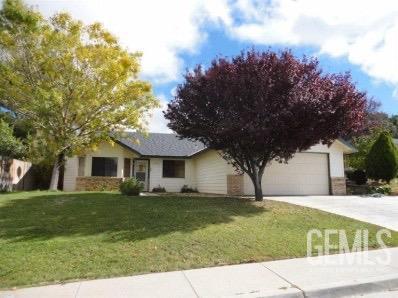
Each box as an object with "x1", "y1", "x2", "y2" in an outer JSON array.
[
  {"x1": 0, "y1": 0, "x2": 158, "y2": 190},
  {"x1": 365, "y1": 132, "x2": 398, "y2": 183},
  {"x1": 347, "y1": 127, "x2": 387, "y2": 170},
  {"x1": 0, "y1": 119, "x2": 25, "y2": 158},
  {"x1": 0, "y1": 119, "x2": 21, "y2": 192},
  {"x1": 347, "y1": 104, "x2": 394, "y2": 170},
  {"x1": 0, "y1": 110, "x2": 33, "y2": 139}
]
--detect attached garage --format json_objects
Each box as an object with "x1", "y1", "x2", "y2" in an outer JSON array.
[
  {"x1": 243, "y1": 153, "x2": 330, "y2": 195},
  {"x1": 192, "y1": 140, "x2": 352, "y2": 196}
]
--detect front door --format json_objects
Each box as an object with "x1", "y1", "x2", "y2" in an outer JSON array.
[{"x1": 134, "y1": 159, "x2": 149, "y2": 191}]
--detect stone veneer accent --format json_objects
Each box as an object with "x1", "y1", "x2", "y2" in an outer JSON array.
[
  {"x1": 331, "y1": 177, "x2": 346, "y2": 195},
  {"x1": 227, "y1": 174, "x2": 244, "y2": 195},
  {"x1": 76, "y1": 176, "x2": 123, "y2": 191}
]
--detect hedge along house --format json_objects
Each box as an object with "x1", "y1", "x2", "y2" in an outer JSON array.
[{"x1": 63, "y1": 133, "x2": 355, "y2": 195}]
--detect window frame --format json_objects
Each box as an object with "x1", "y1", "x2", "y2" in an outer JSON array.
[
  {"x1": 123, "y1": 158, "x2": 131, "y2": 178},
  {"x1": 91, "y1": 157, "x2": 118, "y2": 177},
  {"x1": 162, "y1": 159, "x2": 185, "y2": 178}
]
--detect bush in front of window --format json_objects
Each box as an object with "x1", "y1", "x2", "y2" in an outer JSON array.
[
  {"x1": 181, "y1": 185, "x2": 198, "y2": 193},
  {"x1": 152, "y1": 185, "x2": 166, "y2": 192},
  {"x1": 120, "y1": 178, "x2": 144, "y2": 196}
]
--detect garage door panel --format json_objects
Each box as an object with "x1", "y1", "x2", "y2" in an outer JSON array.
[
  {"x1": 264, "y1": 176, "x2": 325, "y2": 185},
  {"x1": 267, "y1": 162, "x2": 325, "y2": 174},
  {"x1": 244, "y1": 153, "x2": 330, "y2": 195},
  {"x1": 269, "y1": 166, "x2": 321, "y2": 175}
]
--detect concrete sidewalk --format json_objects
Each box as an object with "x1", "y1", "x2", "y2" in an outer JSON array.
[{"x1": 2, "y1": 248, "x2": 398, "y2": 298}]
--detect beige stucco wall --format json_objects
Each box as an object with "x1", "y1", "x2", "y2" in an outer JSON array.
[
  {"x1": 0, "y1": 157, "x2": 33, "y2": 191},
  {"x1": 10, "y1": 159, "x2": 32, "y2": 185},
  {"x1": 64, "y1": 157, "x2": 78, "y2": 191},
  {"x1": 192, "y1": 150, "x2": 236, "y2": 194},
  {"x1": 149, "y1": 157, "x2": 195, "y2": 192},
  {"x1": 63, "y1": 142, "x2": 138, "y2": 191}
]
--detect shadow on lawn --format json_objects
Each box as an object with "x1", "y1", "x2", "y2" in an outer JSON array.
[{"x1": 0, "y1": 193, "x2": 265, "y2": 242}]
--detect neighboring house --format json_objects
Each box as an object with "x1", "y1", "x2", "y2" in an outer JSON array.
[{"x1": 63, "y1": 133, "x2": 355, "y2": 195}]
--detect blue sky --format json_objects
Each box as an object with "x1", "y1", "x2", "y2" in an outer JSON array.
[
  {"x1": 25, "y1": 0, "x2": 398, "y2": 132},
  {"x1": 155, "y1": 36, "x2": 398, "y2": 113}
]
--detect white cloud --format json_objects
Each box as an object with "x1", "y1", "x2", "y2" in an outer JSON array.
[
  {"x1": 26, "y1": 0, "x2": 232, "y2": 83},
  {"x1": 23, "y1": 0, "x2": 398, "y2": 99},
  {"x1": 146, "y1": 94, "x2": 171, "y2": 133},
  {"x1": 228, "y1": 0, "x2": 398, "y2": 89},
  {"x1": 393, "y1": 88, "x2": 398, "y2": 100}
]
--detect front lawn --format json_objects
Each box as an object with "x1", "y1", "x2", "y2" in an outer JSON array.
[{"x1": 1, "y1": 191, "x2": 397, "y2": 289}]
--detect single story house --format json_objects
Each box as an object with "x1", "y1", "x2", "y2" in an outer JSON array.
[{"x1": 63, "y1": 133, "x2": 355, "y2": 195}]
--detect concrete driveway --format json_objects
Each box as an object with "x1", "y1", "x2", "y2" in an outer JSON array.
[{"x1": 269, "y1": 195, "x2": 398, "y2": 231}]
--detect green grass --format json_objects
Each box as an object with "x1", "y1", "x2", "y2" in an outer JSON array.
[{"x1": 1, "y1": 191, "x2": 397, "y2": 289}]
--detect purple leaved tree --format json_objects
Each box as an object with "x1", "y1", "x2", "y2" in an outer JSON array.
[{"x1": 164, "y1": 50, "x2": 367, "y2": 201}]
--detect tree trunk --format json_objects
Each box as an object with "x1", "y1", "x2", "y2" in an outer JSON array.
[
  {"x1": 49, "y1": 152, "x2": 65, "y2": 191},
  {"x1": 250, "y1": 167, "x2": 265, "y2": 201},
  {"x1": 49, "y1": 161, "x2": 59, "y2": 191}
]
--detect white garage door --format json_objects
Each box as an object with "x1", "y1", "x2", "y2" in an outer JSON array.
[{"x1": 244, "y1": 153, "x2": 330, "y2": 195}]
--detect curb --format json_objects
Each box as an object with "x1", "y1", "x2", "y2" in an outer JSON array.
[
  {"x1": 223, "y1": 287, "x2": 304, "y2": 298},
  {"x1": 301, "y1": 273, "x2": 398, "y2": 298}
]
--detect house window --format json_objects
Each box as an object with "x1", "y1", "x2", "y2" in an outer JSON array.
[
  {"x1": 91, "y1": 157, "x2": 117, "y2": 177},
  {"x1": 123, "y1": 158, "x2": 131, "y2": 178},
  {"x1": 162, "y1": 160, "x2": 185, "y2": 178}
]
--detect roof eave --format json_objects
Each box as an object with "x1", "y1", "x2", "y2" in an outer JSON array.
[
  {"x1": 140, "y1": 155, "x2": 191, "y2": 159},
  {"x1": 337, "y1": 138, "x2": 357, "y2": 154},
  {"x1": 187, "y1": 147, "x2": 210, "y2": 158},
  {"x1": 112, "y1": 138, "x2": 143, "y2": 156}
]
